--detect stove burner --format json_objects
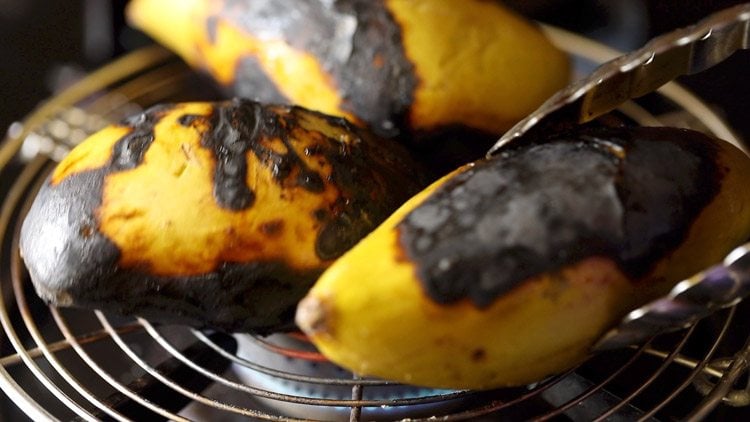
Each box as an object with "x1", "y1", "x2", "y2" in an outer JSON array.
[{"x1": 231, "y1": 333, "x2": 463, "y2": 420}]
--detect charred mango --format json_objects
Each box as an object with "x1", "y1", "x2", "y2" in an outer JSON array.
[
  {"x1": 20, "y1": 99, "x2": 427, "y2": 333},
  {"x1": 126, "y1": 0, "x2": 570, "y2": 142},
  {"x1": 296, "y1": 126, "x2": 750, "y2": 389}
]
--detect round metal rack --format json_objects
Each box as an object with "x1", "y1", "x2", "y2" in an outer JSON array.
[{"x1": 2, "y1": 27, "x2": 750, "y2": 421}]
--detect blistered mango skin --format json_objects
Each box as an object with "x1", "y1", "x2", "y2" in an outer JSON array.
[
  {"x1": 126, "y1": 0, "x2": 570, "y2": 141},
  {"x1": 297, "y1": 127, "x2": 750, "y2": 389},
  {"x1": 20, "y1": 99, "x2": 427, "y2": 333}
]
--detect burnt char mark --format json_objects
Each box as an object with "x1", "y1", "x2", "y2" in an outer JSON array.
[
  {"x1": 275, "y1": 106, "x2": 428, "y2": 261},
  {"x1": 259, "y1": 219, "x2": 284, "y2": 237},
  {"x1": 243, "y1": 102, "x2": 327, "y2": 194},
  {"x1": 399, "y1": 140, "x2": 622, "y2": 306},
  {"x1": 256, "y1": 104, "x2": 385, "y2": 260},
  {"x1": 203, "y1": 98, "x2": 370, "y2": 238},
  {"x1": 111, "y1": 104, "x2": 172, "y2": 171},
  {"x1": 20, "y1": 168, "x2": 121, "y2": 304},
  {"x1": 471, "y1": 348, "x2": 487, "y2": 362},
  {"x1": 315, "y1": 197, "x2": 369, "y2": 261},
  {"x1": 398, "y1": 126, "x2": 723, "y2": 306},
  {"x1": 313, "y1": 208, "x2": 327, "y2": 221},
  {"x1": 233, "y1": 56, "x2": 288, "y2": 104},
  {"x1": 111, "y1": 130, "x2": 153, "y2": 171},
  {"x1": 296, "y1": 172, "x2": 325, "y2": 192},
  {"x1": 20, "y1": 104, "x2": 180, "y2": 302},
  {"x1": 220, "y1": 0, "x2": 417, "y2": 138},
  {"x1": 260, "y1": 103, "x2": 426, "y2": 261},
  {"x1": 55, "y1": 256, "x2": 322, "y2": 334},
  {"x1": 206, "y1": 98, "x2": 425, "y2": 261},
  {"x1": 606, "y1": 126, "x2": 723, "y2": 277},
  {"x1": 203, "y1": 100, "x2": 259, "y2": 210},
  {"x1": 333, "y1": 1, "x2": 417, "y2": 137},
  {"x1": 178, "y1": 114, "x2": 201, "y2": 127}
]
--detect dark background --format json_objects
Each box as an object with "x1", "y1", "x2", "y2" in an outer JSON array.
[
  {"x1": 0, "y1": 0, "x2": 749, "y2": 420},
  {"x1": 519, "y1": 0, "x2": 750, "y2": 144}
]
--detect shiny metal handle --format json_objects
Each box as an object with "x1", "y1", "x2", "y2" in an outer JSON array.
[
  {"x1": 487, "y1": 2, "x2": 750, "y2": 156},
  {"x1": 593, "y1": 242, "x2": 750, "y2": 352}
]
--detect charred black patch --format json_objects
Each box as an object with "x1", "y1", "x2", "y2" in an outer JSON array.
[
  {"x1": 259, "y1": 219, "x2": 284, "y2": 237},
  {"x1": 203, "y1": 100, "x2": 259, "y2": 210},
  {"x1": 50, "y1": 258, "x2": 322, "y2": 334},
  {"x1": 20, "y1": 168, "x2": 122, "y2": 305},
  {"x1": 111, "y1": 105, "x2": 171, "y2": 171},
  {"x1": 316, "y1": 210, "x2": 365, "y2": 260},
  {"x1": 471, "y1": 348, "x2": 487, "y2": 362},
  {"x1": 219, "y1": 0, "x2": 417, "y2": 138},
  {"x1": 233, "y1": 102, "x2": 329, "y2": 194},
  {"x1": 332, "y1": 1, "x2": 417, "y2": 137},
  {"x1": 203, "y1": 99, "x2": 426, "y2": 260},
  {"x1": 262, "y1": 102, "x2": 427, "y2": 260},
  {"x1": 110, "y1": 130, "x2": 152, "y2": 171},
  {"x1": 291, "y1": 110, "x2": 429, "y2": 260},
  {"x1": 608, "y1": 127, "x2": 722, "y2": 276},
  {"x1": 313, "y1": 208, "x2": 327, "y2": 221},
  {"x1": 20, "y1": 104, "x2": 182, "y2": 301},
  {"x1": 304, "y1": 143, "x2": 325, "y2": 157},
  {"x1": 296, "y1": 171, "x2": 325, "y2": 192},
  {"x1": 263, "y1": 103, "x2": 427, "y2": 260},
  {"x1": 398, "y1": 126, "x2": 723, "y2": 307}
]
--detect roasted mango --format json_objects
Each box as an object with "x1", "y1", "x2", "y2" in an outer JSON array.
[
  {"x1": 20, "y1": 99, "x2": 427, "y2": 333},
  {"x1": 126, "y1": 0, "x2": 570, "y2": 151},
  {"x1": 296, "y1": 126, "x2": 750, "y2": 389}
]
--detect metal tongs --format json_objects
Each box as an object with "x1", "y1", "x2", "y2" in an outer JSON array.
[{"x1": 487, "y1": 3, "x2": 750, "y2": 352}]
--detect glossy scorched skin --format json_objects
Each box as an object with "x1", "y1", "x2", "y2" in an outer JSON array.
[
  {"x1": 20, "y1": 99, "x2": 427, "y2": 334},
  {"x1": 297, "y1": 126, "x2": 750, "y2": 389}
]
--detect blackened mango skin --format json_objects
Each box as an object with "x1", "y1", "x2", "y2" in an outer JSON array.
[
  {"x1": 401, "y1": 126, "x2": 724, "y2": 306},
  {"x1": 20, "y1": 99, "x2": 427, "y2": 333},
  {"x1": 127, "y1": 0, "x2": 571, "y2": 171},
  {"x1": 297, "y1": 126, "x2": 750, "y2": 389}
]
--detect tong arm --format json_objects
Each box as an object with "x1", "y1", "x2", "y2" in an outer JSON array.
[
  {"x1": 487, "y1": 3, "x2": 750, "y2": 156},
  {"x1": 593, "y1": 242, "x2": 750, "y2": 352}
]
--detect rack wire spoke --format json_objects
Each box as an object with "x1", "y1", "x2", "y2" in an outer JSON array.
[
  {"x1": 640, "y1": 306, "x2": 737, "y2": 419},
  {"x1": 593, "y1": 325, "x2": 698, "y2": 421},
  {"x1": 49, "y1": 306, "x2": 190, "y2": 421},
  {"x1": 0, "y1": 162, "x2": 105, "y2": 420},
  {"x1": 192, "y1": 330, "x2": 394, "y2": 386},
  {"x1": 138, "y1": 317, "x2": 473, "y2": 410},
  {"x1": 0, "y1": 322, "x2": 144, "y2": 367}
]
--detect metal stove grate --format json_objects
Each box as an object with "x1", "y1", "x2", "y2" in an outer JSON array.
[{"x1": 2, "y1": 28, "x2": 750, "y2": 421}]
